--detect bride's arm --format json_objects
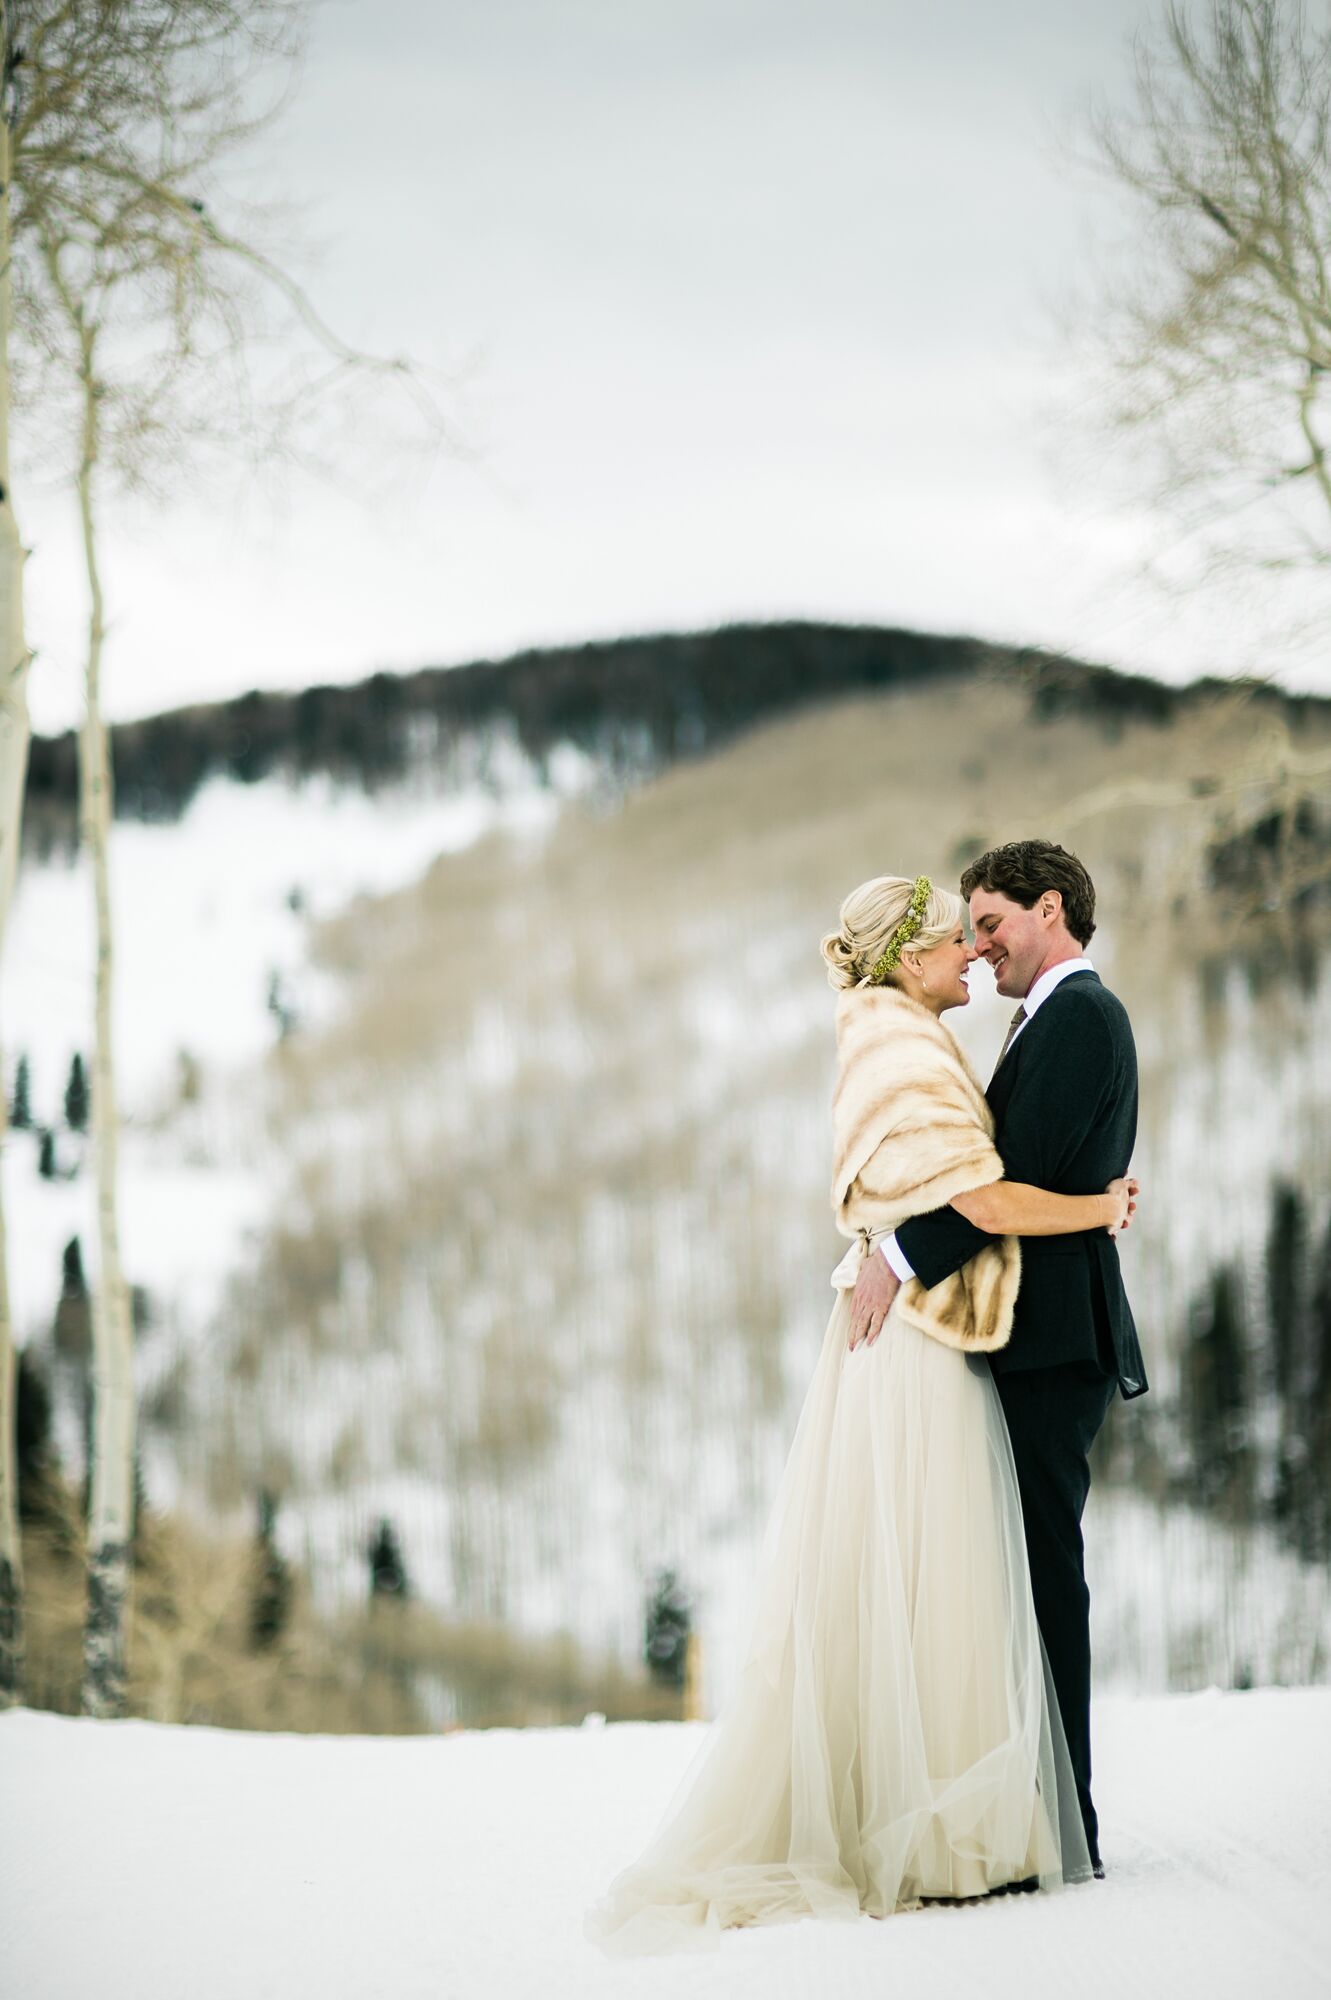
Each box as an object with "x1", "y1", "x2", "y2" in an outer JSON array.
[{"x1": 950, "y1": 1177, "x2": 1136, "y2": 1237}]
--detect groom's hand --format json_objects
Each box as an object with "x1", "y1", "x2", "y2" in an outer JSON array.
[
  {"x1": 849, "y1": 1254, "x2": 902, "y2": 1350},
  {"x1": 1104, "y1": 1175, "x2": 1141, "y2": 1237}
]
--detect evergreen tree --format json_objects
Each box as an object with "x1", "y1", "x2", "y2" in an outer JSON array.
[
  {"x1": 644, "y1": 1568, "x2": 692, "y2": 1688},
  {"x1": 266, "y1": 970, "x2": 296, "y2": 1042},
  {"x1": 368, "y1": 1517, "x2": 409, "y2": 1601},
  {"x1": 1307, "y1": 1218, "x2": 1331, "y2": 1559},
  {"x1": 1267, "y1": 1182, "x2": 1308, "y2": 1402},
  {"x1": 1279, "y1": 1215, "x2": 1331, "y2": 1559},
  {"x1": 53, "y1": 1237, "x2": 91, "y2": 1362},
  {"x1": 62, "y1": 1237, "x2": 87, "y2": 1296},
  {"x1": 1268, "y1": 1183, "x2": 1313, "y2": 1537},
  {"x1": 63, "y1": 1054, "x2": 89, "y2": 1133},
  {"x1": 1183, "y1": 1266, "x2": 1251, "y2": 1515},
  {"x1": 15, "y1": 1351, "x2": 54, "y2": 1522},
  {"x1": 37, "y1": 1129, "x2": 56, "y2": 1181},
  {"x1": 250, "y1": 1490, "x2": 292, "y2": 1650},
  {"x1": 10, "y1": 1054, "x2": 31, "y2": 1131}
]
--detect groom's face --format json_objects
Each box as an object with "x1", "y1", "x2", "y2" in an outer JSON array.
[{"x1": 968, "y1": 889, "x2": 1050, "y2": 1000}]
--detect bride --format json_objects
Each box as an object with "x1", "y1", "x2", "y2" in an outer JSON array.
[{"x1": 586, "y1": 874, "x2": 1133, "y2": 1955}]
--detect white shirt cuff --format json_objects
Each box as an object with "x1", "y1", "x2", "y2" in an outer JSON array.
[{"x1": 881, "y1": 1235, "x2": 915, "y2": 1283}]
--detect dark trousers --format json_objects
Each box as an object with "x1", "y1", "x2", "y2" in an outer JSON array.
[{"x1": 992, "y1": 1360, "x2": 1117, "y2": 1863}]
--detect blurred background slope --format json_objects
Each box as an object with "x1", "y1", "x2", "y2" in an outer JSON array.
[{"x1": 7, "y1": 622, "x2": 1331, "y2": 1725}]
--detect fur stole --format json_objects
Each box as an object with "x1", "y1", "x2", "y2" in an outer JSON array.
[{"x1": 830, "y1": 985, "x2": 1020, "y2": 1354}]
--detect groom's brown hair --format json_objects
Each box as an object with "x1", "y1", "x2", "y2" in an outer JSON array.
[{"x1": 960, "y1": 840, "x2": 1097, "y2": 947}]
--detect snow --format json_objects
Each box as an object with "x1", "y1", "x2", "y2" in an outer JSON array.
[
  {"x1": 2, "y1": 1690, "x2": 1329, "y2": 2000},
  {"x1": 1088, "y1": 1492, "x2": 1331, "y2": 1696},
  {"x1": 1, "y1": 760, "x2": 569, "y2": 1354},
  {"x1": 6, "y1": 766, "x2": 563, "y2": 1120}
]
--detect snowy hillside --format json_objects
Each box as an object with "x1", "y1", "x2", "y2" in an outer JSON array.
[
  {"x1": 3, "y1": 1688, "x2": 1329, "y2": 1999},
  {"x1": 7, "y1": 657, "x2": 1331, "y2": 1719},
  {"x1": 2, "y1": 760, "x2": 575, "y2": 1423}
]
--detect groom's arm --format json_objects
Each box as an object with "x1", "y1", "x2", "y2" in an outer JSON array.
[{"x1": 894, "y1": 1206, "x2": 989, "y2": 1290}]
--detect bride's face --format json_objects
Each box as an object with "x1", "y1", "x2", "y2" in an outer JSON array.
[{"x1": 917, "y1": 924, "x2": 977, "y2": 1010}]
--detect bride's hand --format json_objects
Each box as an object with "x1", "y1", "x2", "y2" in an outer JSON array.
[
  {"x1": 849, "y1": 1253, "x2": 901, "y2": 1349},
  {"x1": 1104, "y1": 1176, "x2": 1139, "y2": 1236}
]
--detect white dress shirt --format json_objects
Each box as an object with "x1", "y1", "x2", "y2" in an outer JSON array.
[{"x1": 880, "y1": 957, "x2": 1096, "y2": 1283}]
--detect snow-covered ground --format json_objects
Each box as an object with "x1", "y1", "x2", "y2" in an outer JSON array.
[{"x1": 3, "y1": 1690, "x2": 1329, "y2": 2000}]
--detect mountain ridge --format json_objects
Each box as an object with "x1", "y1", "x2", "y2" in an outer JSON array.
[{"x1": 23, "y1": 618, "x2": 1322, "y2": 850}]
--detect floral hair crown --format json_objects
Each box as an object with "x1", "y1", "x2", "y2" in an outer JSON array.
[{"x1": 868, "y1": 876, "x2": 932, "y2": 984}]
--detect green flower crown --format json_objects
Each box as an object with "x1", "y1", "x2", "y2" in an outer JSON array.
[{"x1": 868, "y1": 875, "x2": 932, "y2": 984}]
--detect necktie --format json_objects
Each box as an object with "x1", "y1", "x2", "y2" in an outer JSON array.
[{"x1": 991, "y1": 1002, "x2": 1028, "y2": 1082}]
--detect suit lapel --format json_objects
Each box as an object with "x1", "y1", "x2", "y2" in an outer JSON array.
[
  {"x1": 985, "y1": 970, "x2": 1100, "y2": 1125},
  {"x1": 986, "y1": 1047, "x2": 1021, "y2": 1121}
]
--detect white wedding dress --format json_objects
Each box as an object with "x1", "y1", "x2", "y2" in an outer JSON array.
[{"x1": 586, "y1": 1264, "x2": 1091, "y2": 1955}]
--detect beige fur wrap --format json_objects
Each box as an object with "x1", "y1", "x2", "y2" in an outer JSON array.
[{"x1": 829, "y1": 985, "x2": 1021, "y2": 1354}]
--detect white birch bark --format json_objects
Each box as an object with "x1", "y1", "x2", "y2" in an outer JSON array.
[
  {"x1": 73, "y1": 351, "x2": 136, "y2": 1719},
  {"x1": 1, "y1": 3, "x2": 438, "y2": 1715},
  {"x1": 0, "y1": 2, "x2": 33, "y2": 1709}
]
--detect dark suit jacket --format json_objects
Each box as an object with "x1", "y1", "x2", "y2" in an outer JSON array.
[{"x1": 896, "y1": 970, "x2": 1147, "y2": 1399}]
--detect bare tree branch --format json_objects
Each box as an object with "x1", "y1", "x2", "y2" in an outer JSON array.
[{"x1": 1072, "y1": 0, "x2": 1331, "y2": 586}]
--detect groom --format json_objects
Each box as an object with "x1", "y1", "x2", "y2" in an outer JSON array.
[{"x1": 850, "y1": 839, "x2": 1147, "y2": 1877}]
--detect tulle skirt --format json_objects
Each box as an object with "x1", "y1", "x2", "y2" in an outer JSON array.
[{"x1": 586, "y1": 1283, "x2": 1091, "y2": 1955}]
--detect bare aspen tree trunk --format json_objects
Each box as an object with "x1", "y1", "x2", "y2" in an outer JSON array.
[
  {"x1": 74, "y1": 356, "x2": 136, "y2": 1719},
  {"x1": 0, "y1": 3, "x2": 32, "y2": 1708},
  {"x1": 3, "y1": 5, "x2": 442, "y2": 1715}
]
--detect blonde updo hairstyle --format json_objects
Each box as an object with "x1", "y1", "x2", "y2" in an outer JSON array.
[{"x1": 821, "y1": 874, "x2": 964, "y2": 991}]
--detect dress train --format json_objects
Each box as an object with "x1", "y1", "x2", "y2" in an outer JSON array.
[{"x1": 585, "y1": 1281, "x2": 1091, "y2": 1955}]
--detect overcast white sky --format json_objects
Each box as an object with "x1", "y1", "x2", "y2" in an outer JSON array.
[{"x1": 19, "y1": 0, "x2": 1331, "y2": 732}]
